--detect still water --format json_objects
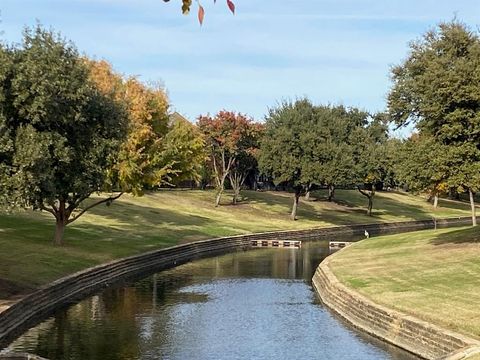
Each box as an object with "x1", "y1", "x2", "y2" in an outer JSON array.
[{"x1": 4, "y1": 241, "x2": 418, "y2": 360}]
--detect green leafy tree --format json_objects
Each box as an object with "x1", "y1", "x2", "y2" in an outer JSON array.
[
  {"x1": 258, "y1": 99, "x2": 319, "y2": 220},
  {"x1": 395, "y1": 135, "x2": 450, "y2": 208},
  {"x1": 164, "y1": 113, "x2": 206, "y2": 185},
  {"x1": 388, "y1": 20, "x2": 480, "y2": 225},
  {"x1": 353, "y1": 116, "x2": 393, "y2": 216},
  {"x1": 315, "y1": 106, "x2": 368, "y2": 202},
  {"x1": 0, "y1": 45, "x2": 14, "y2": 209},
  {"x1": 444, "y1": 143, "x2": 480, "y2": 225},
  {"x1": 0, "y1": 27, "x2": 128, "y2": 245}
]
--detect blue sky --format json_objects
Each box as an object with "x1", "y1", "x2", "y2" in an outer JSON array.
[{"x1": 1, "y1": 1, "x2": 479, "y2": 133}]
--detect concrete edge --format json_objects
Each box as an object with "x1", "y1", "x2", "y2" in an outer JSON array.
[
  {"x1": 0, "y1": 216, "x2": 473, "y2": 354},
  {"x1": 444, "y1": 345, "x2": 480, "y2": 360},
  {"x1": 0, "y1": 353, "x2": 48, "y2": 359},
  {"x1": 312, "y1": 239, "x2": 480, "y2": 360}
]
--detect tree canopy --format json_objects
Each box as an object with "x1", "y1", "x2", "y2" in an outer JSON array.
[
  {"x1": 198, "y1": 110, "x2": 257, "y2": 206},
  {"x1": 395, "y1": 134, "x2": 449, "y2": 207},
  {"x1": 388, "y1": 21, "x2": 480, "y2": 225},
  {"x1": 259, "y1": 99, "x2": 324, "y2": 220},
  {"x1": 0, "y1": 27, "x2": 128, "y2": 245},
  {"x1": 389, "y1": 21, "x2": 480, "y2": 145},
  {"x1": 0, "y1": 28, "x2": 207, "y2": 246},
  {"x1": 314, "y1": 105, "x2": 368, "y2": 201},
  {"x1": 164, "y1": 112, "x2": 207, "y2": 186}
]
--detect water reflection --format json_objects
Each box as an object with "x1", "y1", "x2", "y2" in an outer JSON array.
[{"x1": 4, "y1": 241, "x2": 417, "y2": 360}]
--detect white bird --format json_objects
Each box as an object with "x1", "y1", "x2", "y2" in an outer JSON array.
[{"x1": 364, "y1": 230, "x2": 370, "y2": 238}]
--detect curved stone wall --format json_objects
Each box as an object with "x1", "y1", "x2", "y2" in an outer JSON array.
[
  {"x1": 0, "y1": 216, "x2": 473, "y2": 352},
  {"x1": 312, "y1": 234, "x2": 480, "y2": 360}
]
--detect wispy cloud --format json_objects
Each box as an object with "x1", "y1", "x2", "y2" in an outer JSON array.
[{"x1": 0, "y1": 0, "x2": 479, "y2": 121}]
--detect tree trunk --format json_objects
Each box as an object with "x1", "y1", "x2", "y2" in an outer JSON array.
[
  {"x1": 305, "y1": 191, "x2": 310, "y2": 201},
  {"x1": 232, "y1": 187, "x2": 240, "y2": 205},
  {"x1": 358, "y1": 185, "x2": 375, "y2": 216},
  {"x1": 291, "y1": 191, "x2": 301, "y2": 221},
  {"x1": 327, "y1": 184, "x2": 335, "y2": 202},
  {"x1": 369, "y1": 185, "x2": 376, "y2": 216},
  {"x1": 469, "y1": 189, "x2": 477, "y2": 226},
  {"x1": 53, "y1": 218, "x2": 66, "y2": 246},
  {"x1": 304, "y1": 183, "x2": 312, "y2": 201},
  {"x1": 215, "y1": 174, "x2": 227, "y2": 207},
  {"x1": 215, "y1": 190, "x2": 223, "y2": 207},
  {"x1": 229, "y1": 171, "x2": 246, "y2": 205},
  {"x1": 433, "y1": 194, "x2": 438, "y2": 209},
  {"x1": 367, "y1": 196, "x2": 373, "y2": 216}
]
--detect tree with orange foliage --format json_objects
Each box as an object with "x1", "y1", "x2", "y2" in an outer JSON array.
[{"x1": 87, "y1": 60, "x2": 174, "y2": 197}]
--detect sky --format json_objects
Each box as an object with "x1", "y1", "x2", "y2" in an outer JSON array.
[{"x1": 0, "y1": 1, "x2": 479, "y2": 135}]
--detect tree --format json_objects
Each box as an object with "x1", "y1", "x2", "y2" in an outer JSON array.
[
  {"x1": 87, "y1": 60, "x2": 180, "y2": 195},
  {"x1": 395, "y1": 135, "x2": 450, "y2": 209},
  {"x1": 2, "y1": 29, "x2": 196, "y2": 246},
  {"x1": 353, "y1": 116, "x2": 393, "y2": 216},
  {"x1": 0, "y1": 27, "x2": 128, "y2": 246},
  {"x1": 113, "y1": 78, "x2": 174, "y2": 195},
  {"x1": 197, "y1": 111, "x2": 256, "y2": 207},
  {"x1": 444, "y1": 143, "x2": 480, "y2": 226},
  {"x1": 258, "y1": 99, "x2": 319, "y2": 220},
  {"x1": 0, "y1": 44, "x2": 14, "y2": 210},
  {"x1": 315, "y1": 105, "x2": 368, "y2": 202},
  {"x1": 388, "y1": 20, "x2": 480, "y2": 225},
  {"x1": 228, "y1": 123, "x2": 263, "y2": 204},
  {"x1": 163, "y1": 113, "x2": 206, "y2": 186}
]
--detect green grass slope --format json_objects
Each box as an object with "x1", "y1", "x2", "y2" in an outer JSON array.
[
  {"x1": 0, "y1": 189, "x2": 474, "y2": 299},
  {"x1": 330, "y1": 226, "x2": 480, "y2": 338}
]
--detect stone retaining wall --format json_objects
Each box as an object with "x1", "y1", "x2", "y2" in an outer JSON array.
[
  {"x1": 312, "y1": 233, "x2": 480, "y2": 360},
  {"x1": 0, "y1": 216, "x2": 473, "y2": 352}
]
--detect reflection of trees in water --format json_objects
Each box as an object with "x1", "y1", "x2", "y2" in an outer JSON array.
[
  {"x1": 8, "y1": 289, "x2": 145, "y2": 359},
  {"x1": 7, "y1": 240, "x2": 332, "y2": 359}
]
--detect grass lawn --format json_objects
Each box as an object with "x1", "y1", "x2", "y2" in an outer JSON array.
[
  {"x1": 329, "y1": 226, "x2": 480, "y2": 338},
  {"x1": 0, "y1": 189, "x2": 474, "y2": 299}
]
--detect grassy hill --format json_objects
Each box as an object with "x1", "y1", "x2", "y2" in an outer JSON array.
[
  {"x1": 0, "y1": 189, "x2": 474, "y2": 303},
  {"x1": 329, "y1": 226, "x2": 480, "y2": 338}
]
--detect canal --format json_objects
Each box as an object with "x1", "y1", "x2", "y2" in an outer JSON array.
[{"x1": 3, "y1": 240, "x2": 418, "y2": 360}]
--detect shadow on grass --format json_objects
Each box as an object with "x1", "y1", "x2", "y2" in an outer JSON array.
[
  {"x1": 0, "y1": 201, "x2": 217, "y2": 253},
  {"x1": 437, "y1": 197, "x2": 479, "y2": 211},
  {"x1": 430, "y1": 226, "x2": 480, "y2": 245},
  {"x1": 312, "y1": 189, "x2": 435, "y2": 221},
  {"x1": 81, "y1": 198, "x2": 212, "y2": 229},
  {"x1": 238, "y1": 190, "x2": 414, "y2": 226}
]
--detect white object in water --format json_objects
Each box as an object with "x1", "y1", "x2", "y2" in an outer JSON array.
[{"x1": 364, "y1": 230, "x2": 370, "y2": 238}]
